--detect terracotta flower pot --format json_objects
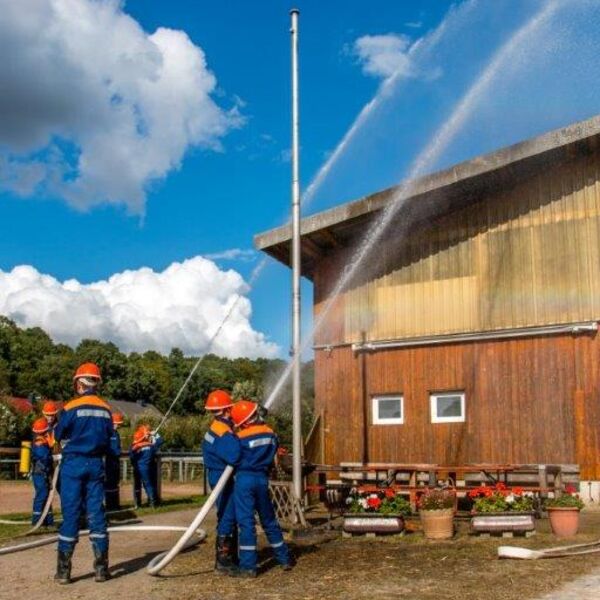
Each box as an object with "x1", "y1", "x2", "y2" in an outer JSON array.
[
  {"x1": 547, "y1": 507, "x2": 580, "y2": 538},
  {"x1": 420, "y1": 508, "x2": 454, "y2": 539}
]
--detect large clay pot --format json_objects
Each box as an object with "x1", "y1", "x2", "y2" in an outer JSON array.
[
  {"x1": 420, "y1": 508, "x2": 454, "y2": 540},
  {"x1": 547, "y1": 507, "x2": 580, "y2": 538}
]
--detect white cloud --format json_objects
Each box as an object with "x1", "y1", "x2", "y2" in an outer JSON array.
[
  {"x1": 0, "y1": 257, "x2": 279, "y2": 359},
  {"x1": 353, "y1": 34, "x2": 414, "y2": 79},
  {"x1": 405, "y1": 21, "x2": 423, "y2": 29},
  {"x1": 0, "y1": 0, "x2": 242, "y2": 214}
]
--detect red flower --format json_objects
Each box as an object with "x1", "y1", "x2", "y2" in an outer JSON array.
[
  {"x1": 565, "y1": 484, "x2": 577, "y2": 495},
  {"x1": 385, "y1": 489, "x2": 395, "y2": 499},
  {"x1": 513, "y1": 487, "x2": 524, "y2": 496},
  {"x1": 483, "y1": 488, "x2": 493, "y2": 497},
  {"x1": 495, "y1": 482, "x2": 507, "y2": 491},
  {"x1": 367, "y1": 497, "x2": 381, "y2": 509}
]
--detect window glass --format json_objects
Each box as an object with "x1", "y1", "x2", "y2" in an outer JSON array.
[
  {"x1": 437, "y1": 395, "x2": 462, "y2": 418},
  {"x1": 372, "y1": 395, "x2": 403, "y2": 424}
]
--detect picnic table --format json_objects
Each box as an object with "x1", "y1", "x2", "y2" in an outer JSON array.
[{"x1": 313, "y1": 462, "x2": 570, "y2": 512}]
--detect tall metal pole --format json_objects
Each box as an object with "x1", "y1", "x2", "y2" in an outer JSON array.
[{"x1": 290, "y1": 8, "x2": 303, "y2": 504}]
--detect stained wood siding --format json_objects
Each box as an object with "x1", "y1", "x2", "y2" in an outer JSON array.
[
  {"x1": 314, "y1": 334, "x2": 600, "y2": 479},
  {"x1": 314, "y1": 152, "x2": 600, "y2": 346}
]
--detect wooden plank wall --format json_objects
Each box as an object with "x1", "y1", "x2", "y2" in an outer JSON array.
[
  {"x1": 314, "y1": 333, "x2": 600, "y2": 479},
  {"x1": 313, "y1": 150, "x2": 600, "y2": 346}
]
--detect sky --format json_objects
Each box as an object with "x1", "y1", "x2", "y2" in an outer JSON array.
[{"x1": 1, "y1": 0, "x2": 600, "y2": 359}]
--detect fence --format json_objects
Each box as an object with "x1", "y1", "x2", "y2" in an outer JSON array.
[{"x1": 0, "y1": 448, "x2": 206, "y2": 486}]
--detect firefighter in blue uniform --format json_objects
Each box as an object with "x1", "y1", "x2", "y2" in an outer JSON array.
[
  {"x1": 129, "y1": 424, "x2": 163, "y2": 507},
  {"x1": 31, "y1": 417, "x2": 55, "y2": 526},
  {"x1": 104, "y1": 412, "x2": 124, "y2": 511},
  {"x1": 201, "y1": 389, "x2": 240, "y2": 573},
  {"x1": 53, "y1": 362, "x2": 113, "y2": 584},
  {"x1": 231, "y1": 400, "x2": 292, "y2": 577}
]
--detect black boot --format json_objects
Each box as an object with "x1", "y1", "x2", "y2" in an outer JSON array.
[
  {"x1": 229, "y1": 530, "x2": 239, "y2": 566},
  {"x1": 215, "y1": 536, "x2": 236, "y2": 574},
  {"x1": 93, "y1": 548, "x2": 110, "y2": 582},
  {"x1": 54, "y1": 550, "x2": 72, "y2": 584}
]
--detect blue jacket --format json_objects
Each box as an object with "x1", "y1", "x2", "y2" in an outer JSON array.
[
  {"x1": 54, "y1": 393, "x2": 114, "y2": 457},
  {"x1": 31, "y1": 435, "x2": 53, "y2": 475},
  {"x1": 129, "y1": 434, "x2": 163, "y2": 470},
  {"x1": 237, "y1": 423, "x2": 278, "y2": 475},
  {"x1": 108, "y1": 430, "x2": 121, "y2": 458},
  {"x1": 202, "y1": 417, "x2": 240, "y2": 471}
]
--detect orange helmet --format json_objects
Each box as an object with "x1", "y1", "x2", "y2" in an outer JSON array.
[
  {"x1": 231, "y1": 400, "x2": 258, "y2": 427},
  {"x1": 112, "y1": 412, "x2": 124, "y2": 426},
  {"x1": 205, "y1": 389, "x2": 233, "y2": 412},
  {"x1": 32, "y1": 417, "x2": 50, "y2": 434},
  {"x1": 42, "y1": 401, "x2": 59, "y2": 416},
  {"x1": 73, "y1": 362, "x2": 102, "y2": 382},
  {"x1": 133, "y1": 424, "x2": 151, "y2": 445}
]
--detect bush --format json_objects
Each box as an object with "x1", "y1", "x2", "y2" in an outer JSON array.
[{"x1": 0, "y1": 398, "x2": 33, "y2": 446}]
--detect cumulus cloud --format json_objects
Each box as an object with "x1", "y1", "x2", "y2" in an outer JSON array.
[
  {"x1": 0, "y1": 0, "x2": 242, "y2": 214},
  {"x1": 0, "y1": 257, "x2": 279, "y2": 359},
  {"x1": 352, "y1": 34, "x2": 414, "y2": 80}
]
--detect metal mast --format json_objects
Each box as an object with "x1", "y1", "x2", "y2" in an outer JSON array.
[{"x1": 290, "y1": 8, "x2": 303, "y2": 504}]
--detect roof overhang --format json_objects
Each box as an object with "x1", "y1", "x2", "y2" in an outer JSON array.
[{"x1": 254, "y1": 114, "x2": 600, "y2": 280}]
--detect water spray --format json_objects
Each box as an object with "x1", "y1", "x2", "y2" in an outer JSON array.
[{"x1": 264, "y1": 0, "x2": 560, "y2": 411}]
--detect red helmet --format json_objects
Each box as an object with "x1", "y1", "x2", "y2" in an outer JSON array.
[
  {"x1": 32, "y1": 417, "x2": 49, "y2": 434},
  {"x1": 73, "y1": 362, "x2": 102, "y2": 382},
  {"x1": 42, "y1": 401, "x2": 59, "y2": 416},
  {"x1": 133, "y1": 424, "x2": 151, "y2": 445},
  {"x1": 112, "y1": 412, "x2": 124, "y2": 426},
  {"x1": 231, "y1": 400, "x2": 258, "y2": 427},
  {"x1": 205, "y1": 389, "x2": 233, "y2": 412}
]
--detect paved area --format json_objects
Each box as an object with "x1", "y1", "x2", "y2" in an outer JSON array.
[{"x1": 536, "y1": 569, "x2": 600, "y2": 599}]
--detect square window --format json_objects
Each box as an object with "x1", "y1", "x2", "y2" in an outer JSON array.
[
  {"x1": 430, "y1": 392, "x2": 465, "y2": 423},
  {"x1": 372, "y1": 395, "x2": 404, "y2": 425}
]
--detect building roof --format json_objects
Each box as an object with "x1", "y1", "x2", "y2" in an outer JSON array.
[
  {"x1": 4, "y1": 397, "x2": 34, "y2": 414},
  {"x1": 108, "y1": 399, "x2": 164, "y2": 421},
  {"x1": 254, "y1": 114, "x2": 600, "y2": 280}
]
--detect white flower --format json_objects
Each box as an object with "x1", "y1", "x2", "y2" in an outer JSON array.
[
  {"x1": 506, "y1": 494, "x2": 515, "y2": 504},
  {"x1": 359, "y1": 498, "x2": 368, "y2": 509}
]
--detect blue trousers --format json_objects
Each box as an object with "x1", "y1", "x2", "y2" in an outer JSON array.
[
  {"x1": 137, "y1": 462, "x2": 158, "y2": 504},
  {"x1": 234, "y1": 473, "x2": 289, "y2": 571},
  {"x1": 208, "y1": 469, "x2": 236, "y2": 536},
  {"x1": 32, "y1": 472, "x2": 54, "y2": 526},
  {"x1": 58, "y1": 456, "x2": 108, "y2": 553},
  {"x1": 104, "y1": 456, "x2": 120, "y2": 511}
]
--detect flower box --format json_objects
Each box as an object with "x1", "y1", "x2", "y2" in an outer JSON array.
[
  {"x1": 470, "y1": 511, "x2": 536, "y2": 535},
  {"x1": 343, "y1": 512, "x2": 405, "y2": 535}
]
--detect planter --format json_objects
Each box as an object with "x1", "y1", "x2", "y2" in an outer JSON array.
[
  {"x1": 470, "y1": 512, "x2": 536, "y2": 535},
  {"x1": 342, "y1": 513, "x2": 405, "y2": 535},
  {"x1": 420, "y1": 508, "x2": 454, "y2": 539},
  {"x1": 547, "y1": 507, "x2": 580, "y2": 538}
]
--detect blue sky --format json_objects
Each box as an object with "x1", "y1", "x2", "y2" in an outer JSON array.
[{"x1": 1, "y1": 0, "x2": 599, "y2": 358}]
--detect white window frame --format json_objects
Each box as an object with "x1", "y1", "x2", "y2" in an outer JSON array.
[
  {"x1": 372, "y1": 395, "x2": 404, "y2": 425},
  {"x1": 430, "y1": 391, "x2": 466, "y2": 423}
]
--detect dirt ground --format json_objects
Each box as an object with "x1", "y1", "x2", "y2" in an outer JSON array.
[
  {"x1": 2, "y1": 501, "x2": 600, "y2": 600},
  {"x1": 0, "y1": 480, "x2": 201, "y2": 514}
]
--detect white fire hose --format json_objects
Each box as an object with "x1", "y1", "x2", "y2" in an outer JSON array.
[
  {"x1": 499, "y1": 538, "x2": 600, "y2": 559},
  {"x1": 0, "y1": 466, "x2": 233, "y2": 577}
]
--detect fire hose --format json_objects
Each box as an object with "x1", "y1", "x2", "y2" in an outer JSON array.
[
  {"x1": 499, "y1": 538, "x2": 600, "y2": 559},
  {"x1": 0, "y1": 466, "x2": 233, "y2": 577}
]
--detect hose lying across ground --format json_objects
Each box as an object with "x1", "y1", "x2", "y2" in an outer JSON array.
[
  {"x1": 499, "y1": 539, "x2": 600, "y2": 559},
  {"x1": 0, "y1": 466, "x2": 233, "y2": 577}
]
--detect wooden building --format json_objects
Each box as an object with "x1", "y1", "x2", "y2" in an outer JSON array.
[{"x1": 255, "y1": 115, "x2": 600, "y2": 485}]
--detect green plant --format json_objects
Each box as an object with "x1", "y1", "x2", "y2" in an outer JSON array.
[
  {"x1": 346, "y1": 489, "x2": 411, "y2": 516},
  {"x1": 545, "y1": 485, "x2": 585, "y2": 510},
  {"x1": 418, "y1": 488, "x2": 455, "y2": 511},
  {"x1": 469, "y1": 483, "x2": 534, "y2": 513}
]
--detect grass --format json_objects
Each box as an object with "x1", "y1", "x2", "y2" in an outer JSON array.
[
  {"x1": 159, "y1": 510, "x2": 600, "y2": 600},
  {"x1": 0, "y1": 494, "x2": 206, "y2": 542}
]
